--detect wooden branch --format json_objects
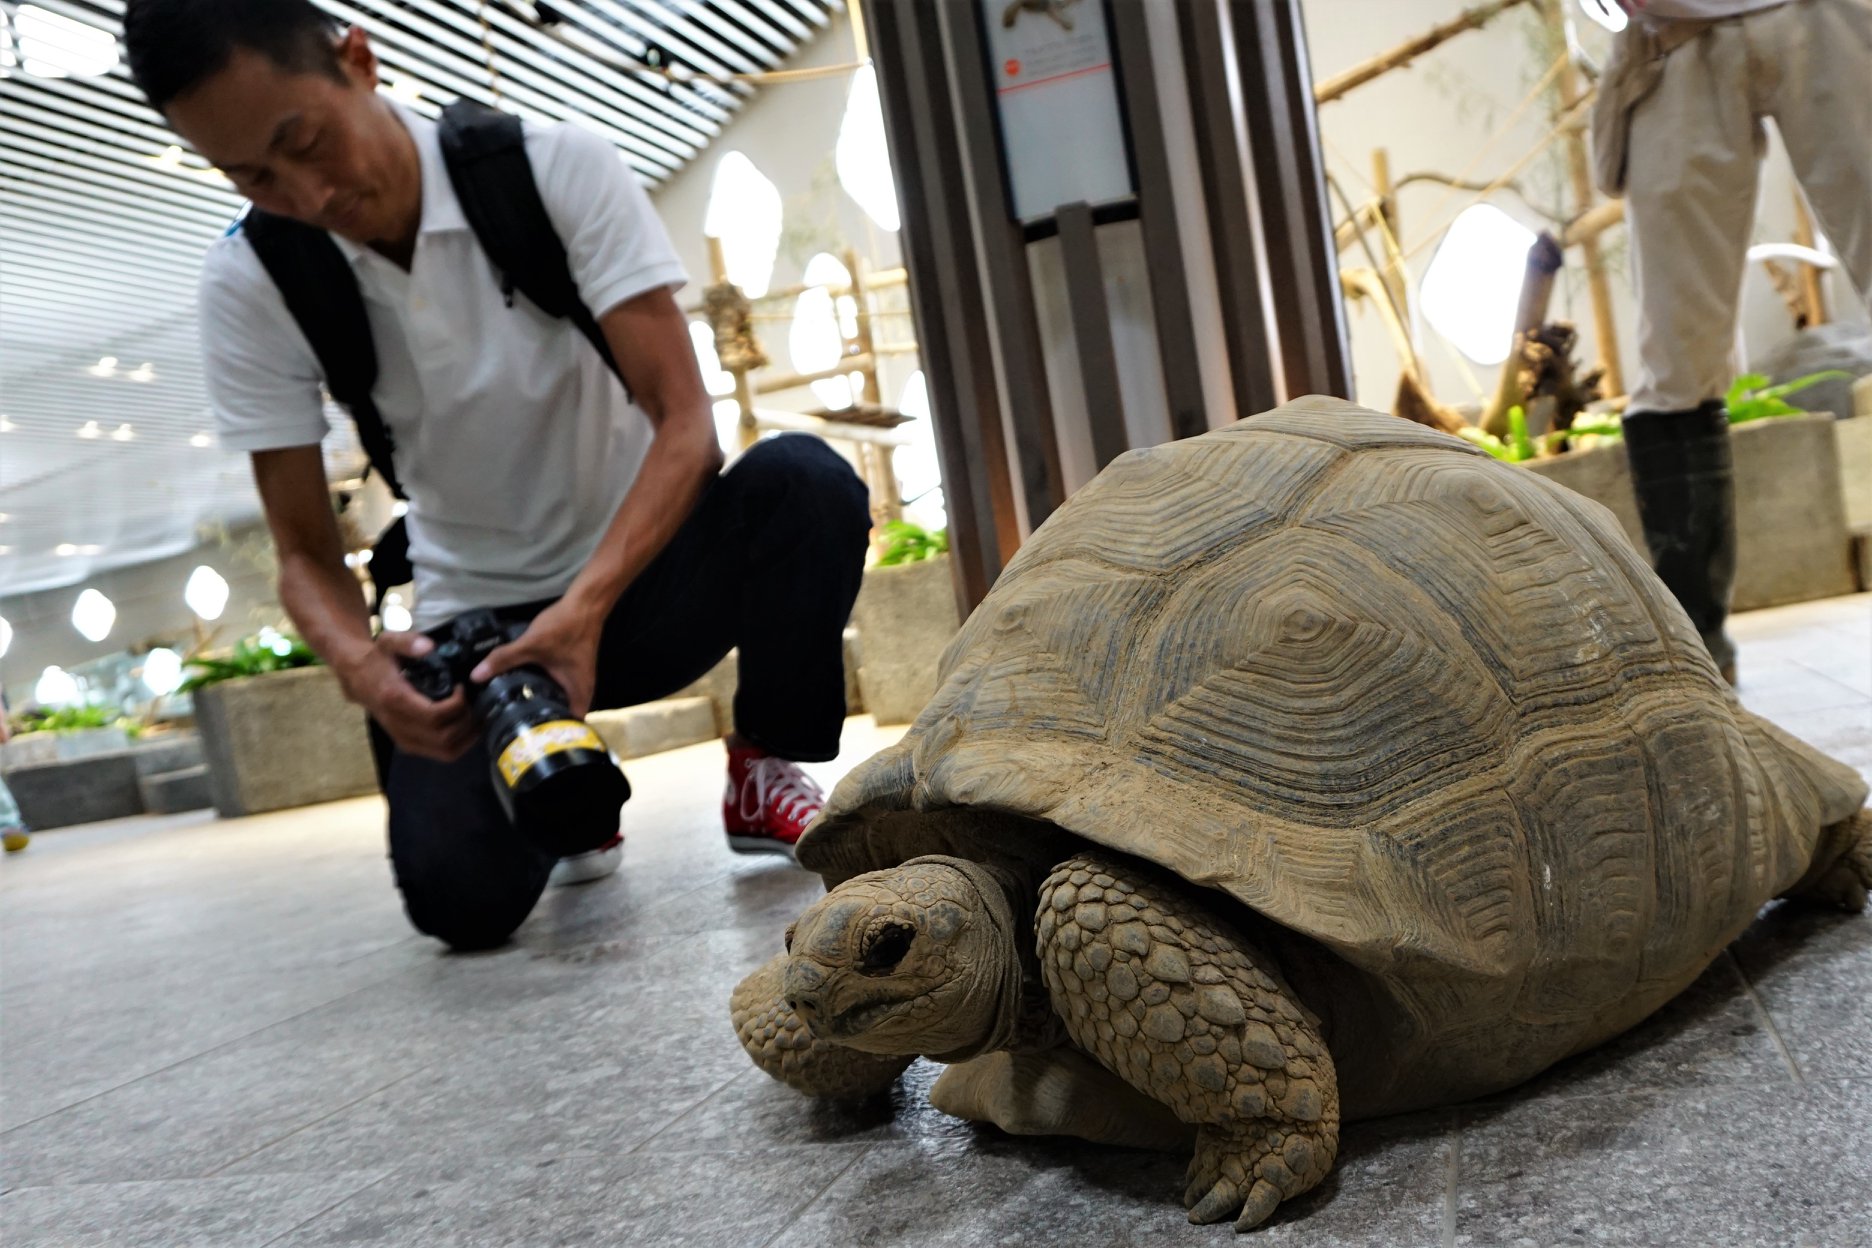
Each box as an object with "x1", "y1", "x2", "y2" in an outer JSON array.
[
  {"x1": 1342, "y1": 266, "x2": 1424, "y2": 383},
  {"x1": 1315, "y1": 0, "x2": 1534, "y2": 104},
  {"x1": 1562, "y1": 197, "x2": 1625, "y2": 247},
  {"x1": 1791, "y1": 192, "x2": 1829, "y2": 327}
]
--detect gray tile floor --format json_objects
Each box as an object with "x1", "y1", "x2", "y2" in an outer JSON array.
[{"x1": 3, "y1": 595, "x2": 1869, "y2": 1247}]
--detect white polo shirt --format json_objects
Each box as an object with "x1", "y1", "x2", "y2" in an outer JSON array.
[{"x1": 198, "y1": 103, "x2": 688, "y2": 628}]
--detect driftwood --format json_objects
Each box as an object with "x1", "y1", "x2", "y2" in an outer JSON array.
[
  {"x1": 1393, "y1": 370, "x2": 1468, "y2": 435},
  {"x1": 1315, "y1": 0, "x2": 1534, "y2": 105},
  {"x1": 1521, "y1": 322, "x2": 1606, "y2": 434},
  {"x1": 1481, "y1": 231, "x2": 1564, "y2": 436}
]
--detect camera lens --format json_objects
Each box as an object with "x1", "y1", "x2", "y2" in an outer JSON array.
[{"x1": 476, "y1": 670, "x2": 629, "y2": 857}]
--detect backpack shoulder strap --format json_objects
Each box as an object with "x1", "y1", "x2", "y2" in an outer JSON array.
[
  {"x1": 436, "y1": 99, "x2": 630, "y2": 398},
  {"x1": 239, "y1": 209, "x2": 405, "y2": 501}
]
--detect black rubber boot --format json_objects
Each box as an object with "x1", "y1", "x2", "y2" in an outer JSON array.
[{"x1": 1622, "y1": 401, "x2": 1738, "y2": 683}]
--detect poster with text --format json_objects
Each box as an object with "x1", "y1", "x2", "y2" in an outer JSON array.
[{"x1": 980, "y1": 0, "x2": 1134, "y2": 224}]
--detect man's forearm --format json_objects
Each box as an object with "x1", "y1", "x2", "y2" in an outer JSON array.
[
  {"x1": 563, "y1": 410, "x2": 724, "y2": 617},
  {"x1": 277, "y1": 549, "x2": 380, "y2": 685}
]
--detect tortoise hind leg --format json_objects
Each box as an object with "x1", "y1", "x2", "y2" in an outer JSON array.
[
  {"x1": 1036, "y1": 853, "x2": 1339, "y2": 1230},
  {"x1": 731, "y1": 953, "x2": 914, "y2": 1098},
  {"x1": 1782, "y1": 808, "x2": 1872, "y2": 913}
]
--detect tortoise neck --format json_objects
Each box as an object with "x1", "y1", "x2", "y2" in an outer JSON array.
[{"x1": 905, "y1": 856, "x2": 1062, "y2": 1061}]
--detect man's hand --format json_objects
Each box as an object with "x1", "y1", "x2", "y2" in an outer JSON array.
[
  {"x1": 343, "y1": 631, "x2": 479, "y2": 762},
  {"x1": 469, "y1": 597, "x2": 605, "y2": 718}
]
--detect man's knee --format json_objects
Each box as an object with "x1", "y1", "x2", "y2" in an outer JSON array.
[
  {"x1": 734, "y1": 434, "x2": 871, "y2": 536},
  {"x1": 393, "y1": 846, "x2": 548, "y2": 951}
]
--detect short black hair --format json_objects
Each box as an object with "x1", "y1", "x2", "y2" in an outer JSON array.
[{"x1": 123, "y1": 0, "x2": 344, "y2": 111}]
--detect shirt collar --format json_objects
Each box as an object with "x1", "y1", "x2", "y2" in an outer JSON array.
[{"x1": 331, "y1": 99, "x2": 468, "y2": 264}]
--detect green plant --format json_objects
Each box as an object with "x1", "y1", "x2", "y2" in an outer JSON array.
[
  {"x1": 9, "y1": 705, "x2": 115, "y2": 735},
  {"x1": 1724, "y1": 370, "x2": 1850, "y2": 423},
  {"x1": 178, "y1": 631, "x2": 320, "y2": 694},
  {"x1": 1457, "y1": 405, "x2": 1538, "y2": 462},
  {"x1": 875, "y1": 521, "x2": 950, "y2": 567}
]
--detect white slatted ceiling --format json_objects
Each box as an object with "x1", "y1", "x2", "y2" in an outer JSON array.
[{"x1": 0, "y1": 0, "x2": 834, "y2": 596}]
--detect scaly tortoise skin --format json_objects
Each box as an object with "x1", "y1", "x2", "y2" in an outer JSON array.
[{"x1": 731, "y1": 397, "x2": 1871, "y2": 1231}]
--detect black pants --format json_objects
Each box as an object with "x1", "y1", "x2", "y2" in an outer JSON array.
[{"x1": 369, "y1": 435, "x2": 871, "y2": 950}]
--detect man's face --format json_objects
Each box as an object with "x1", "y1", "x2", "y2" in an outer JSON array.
[{"x1": 162, "y1": 28, "x2": 418, "y2": 246}]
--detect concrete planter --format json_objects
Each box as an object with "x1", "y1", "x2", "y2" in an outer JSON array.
[
  {"x1": 1525, "y1": 415, "x2": 1857, "y2": 611},
  {"x1": 849, "y1": 556, "x2": 963, "y2": 726},
  {"x1": 0, "y1": 726, "x2": 131, "y2": 770},
  {"x1": 192, "y1": 666, "x2": 378, "y2": 818}
]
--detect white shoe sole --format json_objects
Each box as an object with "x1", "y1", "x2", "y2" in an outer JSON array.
[
  {"x1": 726, "y1": 834, "x2": 798, "y2": 859},
  {"x1": 549, "y1": 841, "x2": 623, "y2": 887}
]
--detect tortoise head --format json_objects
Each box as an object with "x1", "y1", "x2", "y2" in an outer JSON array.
[{"x1": 781, "y1": 856, "x2": 1019, "y2": 1057}]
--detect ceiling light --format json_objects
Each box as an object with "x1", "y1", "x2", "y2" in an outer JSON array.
[
  {"x1": 1577, "y1": 0, "x2": 1628, "y2": 32},
  {"x1": 71, "y1": 588, "x2": 116, "y2": 643},
  {"x1": 88, "y1": 356, "x2": 117, "y2": 377},
  {"x1": 110, "y1": 423, "x2": 136, "y2": 441},
  {"x1": 189, "y1": 432, "x2": 214, "y2": 448},
  {"x1": 381, "y1": 598, "x2": 414, "y2": 632},
  {"x1": 0, "y1": 615, "x2": 11, "y2": 659},
  {"x1": 382, "y1": 78, "x2": 425, "y2": 106},
  {"x1": 185, "y1": 565, "x2": 229, "y2": 621},
  {"x1": 0, "y1": 546, "x2": 11, "y2": 556},
  {"x1": 35, "y1": 667, "x2": 80, "y2": 709},
  {"x1": 77, "y1": 420, "x2": 101, "y2": 439},
  {"x1": 16, "y1": 6, "x2": 119, "y2": 79},
  {"x1": 703, "y1": 151, "x2": 782, "y2": 298},
  {"x1": 0, "y1": 513, "x2": 9, "y2": 522},
  {"x1": 1420, "y1": 204, "x2": 1539, "y2": 366},
  {"x1": 141, "y1": 648, "x2": 184, "y2": 698},
  {"x1": 54, "y1": 543, "x2": 78, "y2": 556},
  {"x1": 836, "y1": 65, "x2": 900, "y2": 233},
  {"x1": 689, "y1": 321, "x2": 735, "y2": 398},
  {"x1": 0, "y1": 415, "x2": 15, "y2": 432},
  {"x1": 127, "y1": 363, "x2": 156, "y2": 383}
]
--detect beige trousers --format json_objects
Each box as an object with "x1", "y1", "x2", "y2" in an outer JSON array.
[{"x1": 1627, "y1": 0, "x2": 1872, "y2": 412}]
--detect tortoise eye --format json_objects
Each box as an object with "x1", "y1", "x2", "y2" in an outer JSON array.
[{"x1": 861, "y1": 922, "x2": 916, "y2": 974}]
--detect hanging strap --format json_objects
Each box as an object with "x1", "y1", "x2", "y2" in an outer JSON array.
[{"x1": 437, "y1": 98, "x2": 631, "y2": 398}]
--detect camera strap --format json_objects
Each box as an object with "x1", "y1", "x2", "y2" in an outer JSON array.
[{"x1": 240, "y1": 99, "x2": 631, "y2": 613}]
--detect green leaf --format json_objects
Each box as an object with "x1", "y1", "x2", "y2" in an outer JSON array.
[{"x1": 1505, "y1": 405, "x2": 1536, "y2": 462}]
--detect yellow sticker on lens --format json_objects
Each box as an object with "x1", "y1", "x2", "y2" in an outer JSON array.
[{"x1": 496, "y1": 720, "x2": 605, "y2": 788}]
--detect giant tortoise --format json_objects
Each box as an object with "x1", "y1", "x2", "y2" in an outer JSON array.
[{"x1": 730, "y1": 397, "x2": 1870, "y2": 1230}]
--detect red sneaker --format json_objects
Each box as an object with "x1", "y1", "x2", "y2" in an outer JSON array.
[{"x1": 724, "y1": 747, "x2": 826, "y2": 856}]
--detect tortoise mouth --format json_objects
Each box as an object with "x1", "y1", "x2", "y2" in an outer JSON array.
[{"x1": 824, "y1": 997, "x2": 899, "y2": 1040}]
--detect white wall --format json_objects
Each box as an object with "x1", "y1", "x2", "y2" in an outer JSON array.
[
  {"x1": 648, "y1": 10, "x2": 946, "y2": 524},
  {"x1": 1303, "y1": 0, "x2": 1867, "y2": 413}
]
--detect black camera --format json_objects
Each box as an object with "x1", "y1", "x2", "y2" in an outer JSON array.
[{"x1": 401, "y1": 609, "x2": 629, "y2": 857}]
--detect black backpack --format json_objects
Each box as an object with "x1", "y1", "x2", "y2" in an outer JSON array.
[{"x1": 240, "y1": 100, "x2": 629, "y2": 611}]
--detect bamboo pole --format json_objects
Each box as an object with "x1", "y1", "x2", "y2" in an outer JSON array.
[
  {"x1": 1790, "y1": 192, "x2": 1829, "y2": 327},
  {"x1": 1315, "y1": 0, "x2": 1534, "y2": 104},
  {"x1": 1371, "y1": 148, "x2": 1411, "y2": 323},
  {"x1": 1544, "y1": 0, "x2": 1623, "y2": 397},
  {"x1": 707, "y1": 236, "x2": 760, "y2": 450},
  {"x1": 752, "y1": 355, "x2": 880, "y2": 397},
  {"x1": 1563, "y1": 197, "x2": 1625, "y2": 247}
]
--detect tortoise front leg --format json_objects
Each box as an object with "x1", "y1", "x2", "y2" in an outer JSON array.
[
  {"x1": 1036, "y1": 854, "x2": 1339, "y2": 1231},
  {"x1": 730, "y1": 953, "x2": 914, "y2": 1099}
]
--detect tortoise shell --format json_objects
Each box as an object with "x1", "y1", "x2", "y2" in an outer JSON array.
[{"x1": 800, "y1": 397, "x2": 1865, "y2": 1114}]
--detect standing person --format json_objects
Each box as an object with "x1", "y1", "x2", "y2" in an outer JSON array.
[
  {"x1": 0, "y1": 689, "x2": 29, "y2": 854},
  {"x1": 1594, "y1": 0, "x2": 1872, "y2": 681},
  {"x1": 121, "y1": 0, "x2": 873, "y2": 950}
]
